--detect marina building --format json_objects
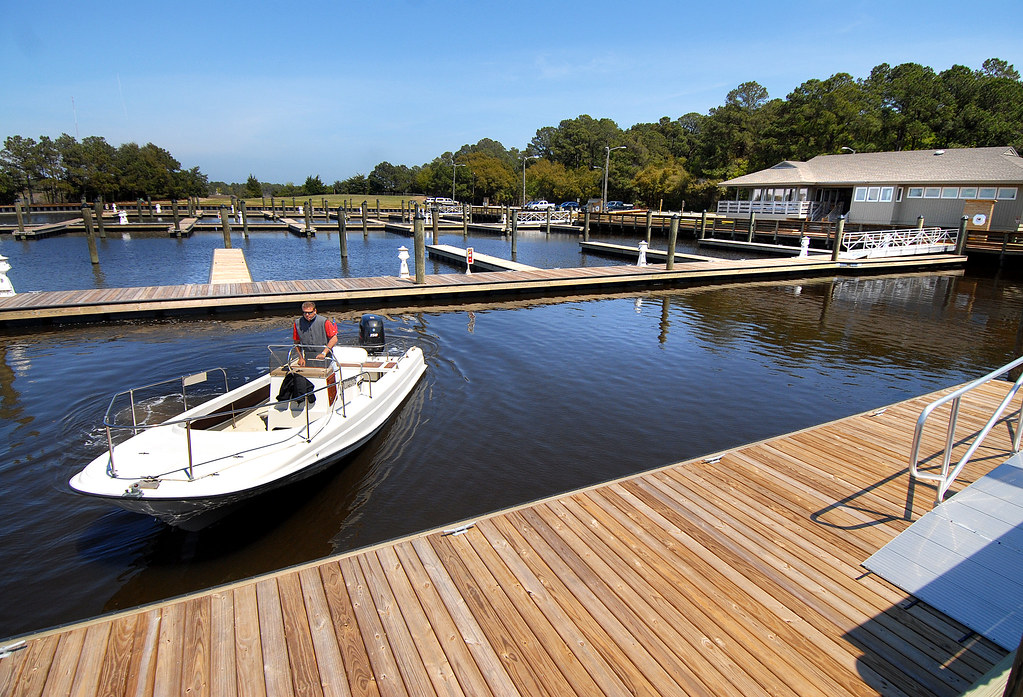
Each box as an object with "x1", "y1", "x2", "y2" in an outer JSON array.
[{"x1": 718, "y1": 146, "x2": 1023, "y2": 232}]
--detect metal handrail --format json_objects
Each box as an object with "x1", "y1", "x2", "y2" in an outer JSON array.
[{"x1": 909, "y1": 356, "x2": 1023, "y2": 505}]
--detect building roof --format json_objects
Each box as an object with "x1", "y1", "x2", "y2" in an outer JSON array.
[{"x1": 721, "y1": 146, "x2": 1023, "y2": 187}]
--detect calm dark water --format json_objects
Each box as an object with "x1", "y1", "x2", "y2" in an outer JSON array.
[{"x1": 0, "y1": 231, "x2": 1021, "y2": 640}]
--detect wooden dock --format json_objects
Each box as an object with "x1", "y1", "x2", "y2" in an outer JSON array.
[
  {"x1": 208, "y1": 249, "x2": 253, "y2": 284},
  {"x1": 580, "y1": 240, "x2": 721, "y2": 263},
  {"x1": 426, "y1": 244, "x2": 539, "y2": 271},
  {"x1": 0, "y1": 254, "x2": 967, "y2": 327},
  {"x1": 1, "y1": 380, "x2": 1017, "y2": 696}
]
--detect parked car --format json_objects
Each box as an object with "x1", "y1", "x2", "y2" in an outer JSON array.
[
  {"x1": 525, "y1": 200, "x2": 556, "y2": 210},
  {"x1": 558, "y1": 201, "x2": 579, "y2": 210},
  {"x1": 424, "y1": 197, "x2": 457, "y2": 206},
  {"x1": 605, "y1": 201, "x2": 631, "y2": 211}
]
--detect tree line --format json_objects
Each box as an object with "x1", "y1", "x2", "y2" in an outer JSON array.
[
  {"x1": 6, "y1": 58, "x2": 1021, "y2": 210},
  {"x1": 0, "y1": 135, "x2": 208, "y2": 205}
]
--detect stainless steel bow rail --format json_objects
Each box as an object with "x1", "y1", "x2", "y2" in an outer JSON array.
[{"x1": 909, "y1": 356, "x2": 1023, "y2": 505}]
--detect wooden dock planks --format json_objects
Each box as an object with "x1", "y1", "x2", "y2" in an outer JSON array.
[{"x1": 1, "y1": 380, "x2": 1018, "y2": 696}]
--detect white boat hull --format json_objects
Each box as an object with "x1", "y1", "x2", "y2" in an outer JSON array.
[{"x1": 70, "y1": 345, "x2": 427, "y2": 530}]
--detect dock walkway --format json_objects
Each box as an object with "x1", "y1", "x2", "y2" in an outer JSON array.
[
  {"x1": 0, "y1": 254, "x2": 966, "y2": 326},
  {"x1": 208, "y1": 249, "x2": 253, "y2": 284},
  {"x1": 0, "y1": 381, "x2": 1016, "y2": 695},
  {"x1": 426, "y1": 244, "x2": 539, "y2": 271}
]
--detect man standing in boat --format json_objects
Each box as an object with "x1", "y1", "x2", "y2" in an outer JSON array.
[{"x1": 293, "y1": 301, "x2": 338, "y2": 366}]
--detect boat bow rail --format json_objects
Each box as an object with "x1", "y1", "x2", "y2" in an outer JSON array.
[{"x1": 909, "y1": 355, "x2": 1023, "y2": 505}]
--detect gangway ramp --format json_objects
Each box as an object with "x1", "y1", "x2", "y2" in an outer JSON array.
[{"x1": 864, "y1": 452, "x2": 1023, "y2": 650}]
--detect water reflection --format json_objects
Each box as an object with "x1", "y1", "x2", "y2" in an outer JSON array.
[{"x1": 0, "y1": 270, "x2": 1022, "y2": 639}]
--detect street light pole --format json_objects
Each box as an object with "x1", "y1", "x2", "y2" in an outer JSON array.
[
  {"x1": 603, "y1": 146, "x2": 626, "y2": 211},
  {"x1": 450, "y1": 156, "x2": 465, "y2": 201},
  {"x1": 522, "y1": 155, "x2": 538, "y2": 207}
]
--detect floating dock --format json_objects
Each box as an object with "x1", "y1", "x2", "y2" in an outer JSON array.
[
  {"x1": 208, "y1": 249, "x2": 253, "y2": 284},
  {"x1": 580, "y1": 240, "x2": 721, "y2": 263},
  {"x1": 426, "y1": 244, "x2": 539, "y2": 271},
  {"x1": 0, "y1": 253, "x2": 967, "y2": 326},
  {"x1": 0, "y1": 380, "x2": 1015, "y2": 695}
]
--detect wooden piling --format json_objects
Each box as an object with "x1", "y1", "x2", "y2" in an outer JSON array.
[
  {"x1": 221, "y1": 207, "x2": 232, "y2": 248},
  {"x1": 270, "y1": 196, "x2": 276, "y2": 219},
  {"x1": 511, "y1": 210, "x2": 519, "y2": 256},
  {"x1": 431, "y1": 206, "x2": 439, "y2": 244},
  {"x1": 93, "y1": 200, "x2": 106, "y2": 238},
  {"x1": 699, "y1": 210, "x2": 707, "y2": 240},
  {"x1": 666, "y1": 214, "x2": 679, "y2": 270},
  {"x1": 240, "y1": 200, "x2": 249, "y2": 238},
  {"x1": 645, "y1": 209, "x2": 653, "y2": 244},
  {"x1": 337, "y1": 206, "x2": 348, "y2": 259},
  {"x1": 361, "y1": 201, "x2": 368, "y2": 238},
  {"x1": 14, "y1": 202, "x2": 25, "y2": 232},
  {"x1": 917, "y1": 215, "x2": 925, "y2": 231},
  {"x1": 583, "y1": 208, "x2": 590, "y2": 241},
  {"x1": 955, "y1": 216, "x2": 968, "y2": 256},
  {"x1": 413, "y1": 213, "x2": 425, "y2": 284},
  {"x1": 462, "y1": 203, "x2": 469, "y2": 238},
  {"x1": 82, "y1": 206, "x2": 100, "y2": 264},
  {"x1": 171, "y1": 200, "x2": 181, "y2": 236},
  {"x1": 376, "y1": 199, "x2": 380, "y2": 218},
  {"x1": 831, "y1": 216, "x2": 846, "y2": 261},
  {"x1": 136, "y1": 199, "x2": 143, "y2": 223},
  {"x1": 746, "y1": 212, "x2": 756, "y2": 242},
  {"x1": 304, "y1": 199, "x2": 313, "y2": 236},
  {"x1": 545, "y1": 208, "x2": 551, "y2": 236}
]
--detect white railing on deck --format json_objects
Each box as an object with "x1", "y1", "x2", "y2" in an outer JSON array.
[
  {"x1": 840, "y1": 227, "x2": 958, "y2": 259},
  {"x1": 909, "y1": 356, "x2": 1023, "y2": 506},
  {"x1": 716, "y1": 200, "x2": 816, "y2": 218},
  {"x1": 516, "y1": 210, "x2": 574, "y2": 224}
]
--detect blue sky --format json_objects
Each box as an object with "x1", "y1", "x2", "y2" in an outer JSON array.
[{"x1": 2, "y1": 0, "x2": 1020, "y2": 184}]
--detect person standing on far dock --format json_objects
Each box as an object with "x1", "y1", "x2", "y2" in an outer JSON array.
[{"x1": 293, "y1": 301, "x2": 337, "y2": 366}]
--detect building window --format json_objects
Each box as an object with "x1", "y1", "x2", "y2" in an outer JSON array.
[
  {"x1": 960, "y1": 187, "x2": 978, "y2": 199},
  {"x1": 942, "y1": 187, "x2": 958, "y2": 198},
  {"x1": 924, "y1": 187, "x2": 941, "y2": 198},
  {"x1": 896, "y1": 187, "x2": 904, "y2": 202},
  {"x1": 866, "y1": 187, "x2": 880, "y2": 202},
  {"x1": 908, "y1": 187, "x2": 923, "y2": 198},
  {"x1": 998, "y1": 187, "x2": 1018, "y2": 200},
  {"x1": 881, "y1": 187, "x2": 894, "y2": 202},
  {"x1": 854, "y1": 187, "x2": 867, "y2": 202},
  {"x1": 979, "y1": 187, "x2": 997, "y2": 198}
]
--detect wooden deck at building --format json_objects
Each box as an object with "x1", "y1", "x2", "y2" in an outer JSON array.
[
  {"x1": 0, "y1": 254, "x2": 966, "y2": 326},
  {"x1": 1, "y1": 380, "x2": 1018, "y2": 696}
]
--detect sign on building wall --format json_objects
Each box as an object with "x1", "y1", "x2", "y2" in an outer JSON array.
[{"x1": 963, "y1": 199, "x2": 996, "y2": 231}]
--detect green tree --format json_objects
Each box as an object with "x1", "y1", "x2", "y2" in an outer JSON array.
[
  {"x1": 303, "y1": 174, "x2": 326, "y2": 195},
  {"x1": 631, "y1": 158, "x2": 690, "y2": 210},
  {"x1": 460, "y1": 152, "x2": 516, "y2": 204},
  {"x1": 0, "y1": 135, "x2": 40, "y2": 202},
  {"x1": 245, "y1": 174, "x2": 262, "y2": 197}
]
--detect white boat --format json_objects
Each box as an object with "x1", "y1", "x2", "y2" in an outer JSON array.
[{"x1": 69, "y1": 315, "x2": 427, "y2": 530}]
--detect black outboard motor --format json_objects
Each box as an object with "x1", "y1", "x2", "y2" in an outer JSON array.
[{"x1": 359, "y1": 314, "x2": 386, "y2": 350}]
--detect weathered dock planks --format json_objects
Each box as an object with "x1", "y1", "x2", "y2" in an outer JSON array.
[
  {"x1": 1, "y1": 379, "x2": 1017, "y2": 696},
  {"x1": 0, "y1": 254, "x2": 966, "y2": 326}
]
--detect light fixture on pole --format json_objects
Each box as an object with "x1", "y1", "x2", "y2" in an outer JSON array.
[
  {"x1": 522, "y1": 155, "x2": 538, "y2": 207},
  {"x1": 450, "y1": 156, "x2": 465, "y2": 201},
  {"x1": 841, "y1": 146, "x2": 856, "y2": 154},
  {"x1": 603, "y1": 146, "x2": 626, "y2": 210}
]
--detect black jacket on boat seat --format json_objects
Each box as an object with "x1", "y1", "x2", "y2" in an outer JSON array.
[{"x1": 276, "y1": 372, "x2": 316, "y2": 406}]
